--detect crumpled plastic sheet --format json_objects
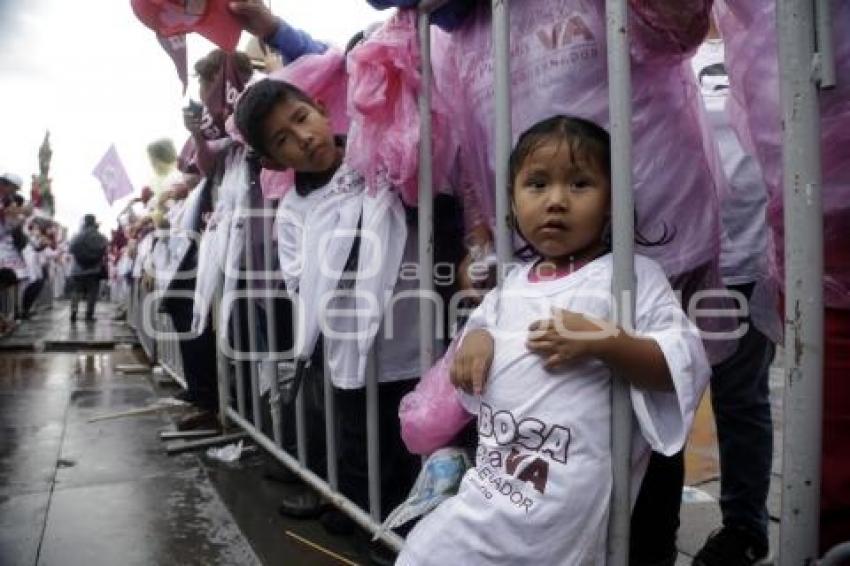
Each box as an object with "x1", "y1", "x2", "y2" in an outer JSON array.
[
  {"x1": 374, "y1": 447, "x2": 472, "y2": 539},
  {"x1": 206, "y1": 440, "x2": 244, "y2": 463}
]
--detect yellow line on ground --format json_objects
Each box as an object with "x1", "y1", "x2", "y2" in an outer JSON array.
[{"x1": 284, "y1": 530, "x2": 360, "y2": 566}]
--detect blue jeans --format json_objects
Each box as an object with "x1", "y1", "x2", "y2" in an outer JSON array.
[{"x1": 710, "y1": 284, "x2": 775, "y2": 545}]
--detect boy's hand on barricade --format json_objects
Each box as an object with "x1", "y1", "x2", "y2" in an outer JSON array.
[
  {"x1": 228, "y1": 0, "x2": 279, "y2": 40},
  {"x1": 450, "y1": 329, "x2": 495, "y2": 395},
  {"x1": 527, "y1": 308, "x2": 618, "y2": 371}
]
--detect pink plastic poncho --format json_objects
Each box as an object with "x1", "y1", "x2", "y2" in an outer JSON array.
[
  {"x1": 228, "y1": 48, "x2": 351, "y2": 200},
  {"x1": 399, "y1": 338, "x2": 472, "y2": 455},
  {"x1": 346, "y1": 10, "x2": 455, "y2": 206},
  {"x1": 433, "y1": 0, "x2": 720, "y2": 278},
  {"x1": 717, "y1": 0, "x2": 850, "y2": 309}
]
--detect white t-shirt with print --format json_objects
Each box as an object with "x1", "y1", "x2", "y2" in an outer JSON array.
[
  {"x1": 276, "y1": 163, "x2": 420, "y2": 388},
  {"x1": 397, "y1": 254, "x2": 709, "y2": 566}
]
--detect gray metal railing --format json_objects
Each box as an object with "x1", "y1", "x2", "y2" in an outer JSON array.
[
  {"x1": 123, "y1": 1, "x2": 831, "y2": 562},
  {"x1": 776, "y1": 0, "x2": 831, "y2": 562}
]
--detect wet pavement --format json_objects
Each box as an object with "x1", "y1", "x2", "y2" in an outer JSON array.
[
  {"x1": 0, "y1": 303, "x2": 376, "y2": 566},
  {"x1": 0, "y1": 346, "x2": 260, "y2": 566},
  {"x1": 0, "y1": 302, "x2": 785, "y2": 565},
  {"x1": 0, "y1": 302, "x2": 138, "y2": 352}
]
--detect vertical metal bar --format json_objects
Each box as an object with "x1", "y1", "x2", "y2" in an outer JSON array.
[
  {"x1": 263, "y1": 201, "x2": 284, "y2": 447},
  {"x1": 295, "y1": 374, "x2": 308, "y2": 467},
  {"x1": 127, "y1": 280, "x2": 134, "y2": 328},
  {"x1": 366, "y1": 348, "x2": 381, "y2": 521},
  {"x1": 814, "y1": 0, "x2": 836, "y2": 88},
  {"x1": 244, "y1": 208, "x2": 263, "y2": 431},
  {"x1": 491, "y1": 0, "x2": 512, "y2": 270},
  {"x1": 215, "y1": 284, "x2": 231, "y2": 430},
  {"x1": 209, "y1": 181, "x2": 231, "y2": 431},
  {"x1": 777, "y1": 0, "x2": 824, "y2": 563},
  {"x1": 417, "y1": 9, "x2": 436, "y2": 372},
  {"x1": 323, "y1": 357, "x2": 339, "y2": 490},
  {"x1": 605, "y1": 0, "x2": 634, "y2": 563},
  {"x1": 233, "y1": 298, "x2": 248, "y2": 418}
]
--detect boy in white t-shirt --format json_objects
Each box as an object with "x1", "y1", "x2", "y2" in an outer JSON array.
[
  {"x1": 235, "y1": 78, "x2": 421, "y2": 533},
  {"x1": 398, "y1": 116, "x2": 709, "y2": 565}
]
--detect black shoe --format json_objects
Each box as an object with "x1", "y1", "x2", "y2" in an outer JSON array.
[
  {"x1": 175, "y1": 410, "x2": 220, "y2": 432},
  {"x1": 319, "y1": 508, "x2": 357, "y2": 536},
  {"x1": 694, "y1": 526, "x2": 769, "y2": 566},
  {"x1": 70, "y1": 312, "x2": 77, "y2": 322},
  {"x1": 277, "y1": 490, "x2": 327, "y2": 519}
]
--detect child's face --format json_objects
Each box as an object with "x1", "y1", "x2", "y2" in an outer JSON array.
[
  {"x1": 260, "y1": 97, "x2": 339, "y2": 174},
  {"x1": 512, "y1": 138, "x2": 610, "y2": 266}
]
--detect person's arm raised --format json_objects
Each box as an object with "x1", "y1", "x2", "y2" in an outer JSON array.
[{"x1": 228, "y1": 0, "x2": 328, "y2": 62}]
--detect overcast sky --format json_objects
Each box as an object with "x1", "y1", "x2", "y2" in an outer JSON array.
[{"x1": 0, "y1": 0, "x2": 387, "y2": 232}]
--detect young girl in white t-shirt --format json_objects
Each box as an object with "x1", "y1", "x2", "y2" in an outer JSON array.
[{"x1": 397, "y1": 116, "x2": 710, "y2": 565}]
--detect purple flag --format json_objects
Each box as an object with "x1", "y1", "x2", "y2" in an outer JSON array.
[
  {"x1": 156, "y1": 33, "x2": 188, "y2": 94},
  {"x1": 92, "y1": 145, "x2": 135, "y2": 205}
]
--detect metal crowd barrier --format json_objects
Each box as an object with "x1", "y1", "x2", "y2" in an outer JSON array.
[
  {"x1": 193, "y1": 1, "x2": 452, "y2": 552},
  {"x1": 127, "y1": 278, "x2": 138, "y2": 331},
  {"x1": 125, "y1": 0, "x2": 835, "y2": 562},
  {"x1": 131, "y1": 279, "x2": 157, "y2": 362},
  {"x1": 155, "y1": 309, "x2": 186, "y2": 389}
]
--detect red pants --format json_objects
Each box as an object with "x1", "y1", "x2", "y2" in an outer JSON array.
[{"x1": 822, "y1": 307, "x2": 850, "y2": 553}]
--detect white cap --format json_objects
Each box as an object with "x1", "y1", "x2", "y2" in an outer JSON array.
[{"x1": 0, "y1": 172, "x2": 22, "y2": 189}]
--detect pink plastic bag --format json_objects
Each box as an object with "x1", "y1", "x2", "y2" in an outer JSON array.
[
  {"x1": 399, "y1": 339, "x2": 473, "y2": 456},
  {"x1": 717, "y1": 0, "x2": 850, "y2": 308},
  {"x1": 434, "y1": 0, "x2": 720, "y2": 279},
  {"x1": 346, "y1": 10, "x2": 454, "y2": 205}
]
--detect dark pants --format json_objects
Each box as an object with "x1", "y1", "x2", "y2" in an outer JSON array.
[
  {"x1": 630, "y1": 450, "x2": 685, "y2": 565},
  {"x1": 0, "y1": 268, "x2": 17, "y2": 288},
  {"x1": 336, "y1": 378, "x2": 420, "y2": 520},
  {"x1": 821, "y1": 307, "x2": 850, "y2": 553},
  {"x1": 630, "y1": 282, "x2": 776, "y2": 562},
  {"x1": 711, "y1": 301, "x2": 774, "y2": 546},
  {"x1": 71, "y1": 274, "x2": 100, "y2": 319},
  {"x1": 166, "y1": 295, "x2": 219, "y2": 412},
  {"x1": 230, "y1": 293, "x2": 328, "y2": 475},
  {"x1": 22, "y1": 277, "x2": 46, "y2": 316}
]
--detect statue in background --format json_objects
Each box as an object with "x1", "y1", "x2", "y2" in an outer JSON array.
[{"x1": 36, "y1": 131, "x2": 55, "y2": 216}]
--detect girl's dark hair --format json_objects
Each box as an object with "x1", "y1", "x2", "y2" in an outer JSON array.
[
  {"x1": 509, "y1": 114, "x2": 673, "y2": 259},
  {"x1": 234, "y1": 79, "x2": 318, "y2": 159}
]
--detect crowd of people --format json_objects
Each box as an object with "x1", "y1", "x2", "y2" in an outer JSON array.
[
  {"x1": 0, "y1": 171, "x2": 71, "y2": 334},
  {"x1": 103, "y1": 0, "x2": 848, "y2": 564}
]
